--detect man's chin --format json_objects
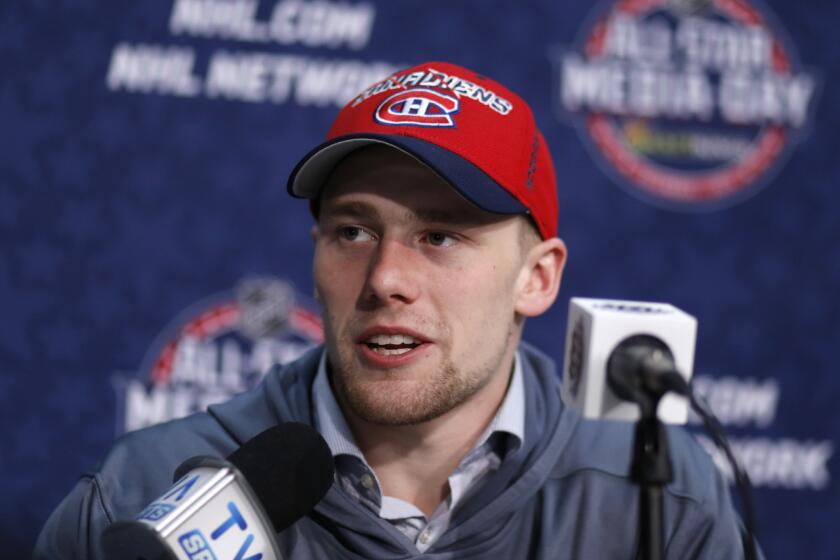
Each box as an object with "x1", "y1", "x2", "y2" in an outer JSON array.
[
  {"x1": 344, "y1": 396, "x2": 453, "y2": 426},
  {"x1": 337, "y1": 369, "x2": 483, "y2": 427}
]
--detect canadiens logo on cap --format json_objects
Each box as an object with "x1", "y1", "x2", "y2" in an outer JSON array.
[
  {"x1": 374, "y1": 88, "x2": 460, "y2": 128},
  {"x1": 287, "y1": 61, "x2": 559, "y2": 240}
]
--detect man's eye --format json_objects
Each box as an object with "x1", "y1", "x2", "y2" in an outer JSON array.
[
  {"x1": 426, "y1": 232, "x2": 455, "y2": 247},
  {"x1": 339, "y1": 226, "x2": 374, "y2": 242}
]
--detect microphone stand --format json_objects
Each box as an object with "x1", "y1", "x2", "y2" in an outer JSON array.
[
  {"x1": 607, "y1": 335, "x2": 685, "y2": 560},
  {"x1": 608, "y1": 335, "x2": 759, "y2": 560},
  {"x1": 629, "y1": 387, "x2": 672, "y2": 560}
]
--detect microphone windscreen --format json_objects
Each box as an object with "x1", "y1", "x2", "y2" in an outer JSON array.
[{"x1": 227, "y1": 422, "x2": 334, "y2": 532}]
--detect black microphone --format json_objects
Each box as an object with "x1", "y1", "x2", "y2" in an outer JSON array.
[
  {"x1": 607, "y1": 334, "x2": 690, "y2": 414},
  {"x1": 101, "y1": 422, "x2": 334, "y2": 560}
]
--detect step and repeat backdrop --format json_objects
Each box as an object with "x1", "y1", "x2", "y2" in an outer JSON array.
[{"x1": 2, "y1": 0, "x2": 838, "y2": 557}]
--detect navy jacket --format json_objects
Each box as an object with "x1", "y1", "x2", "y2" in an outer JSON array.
[{"x1": 36, "y1": 344, "x2": 750, "y2": 559}]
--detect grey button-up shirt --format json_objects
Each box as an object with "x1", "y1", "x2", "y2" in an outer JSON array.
[{"x1": 312, "y1": 351, "x2": 525, "y2": 552}]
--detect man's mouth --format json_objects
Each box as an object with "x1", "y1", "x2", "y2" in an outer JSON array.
[{"x1": 363, "y1": 334, "x2": 424, "y2": 356}]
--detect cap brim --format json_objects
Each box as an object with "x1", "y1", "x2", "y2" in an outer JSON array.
[{"x1": 287, "y1": 134, "x2": 528, "y2": 216}]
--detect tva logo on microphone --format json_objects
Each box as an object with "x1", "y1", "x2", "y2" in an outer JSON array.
[
  {"x1": 154, "y1": 463, "x2": 271, "y2": 560},
  {"x1": 144, "y1": 470, "x2": 263, "y2": 560},
  {"x1": 102, "y1": 457, "x2": 283, "y2": 560}
]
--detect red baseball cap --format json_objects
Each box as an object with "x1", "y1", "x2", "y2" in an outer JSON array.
[{"x1": 287, "y1": 61, "x2": 558, "y2": 239}]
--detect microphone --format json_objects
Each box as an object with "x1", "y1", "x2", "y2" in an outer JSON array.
[
  {"x1": 101, "y1": 422, "x2": 334, "y2": 560},
  {"x1": 562, "y1": 298, "x2": 759, "y2": 559},
  {"x1": 607, "y1": 334, "x2": 691, "y2": 414},
  {"x1": 562, "y1": 298, "x2": 697, "y2": 424}
]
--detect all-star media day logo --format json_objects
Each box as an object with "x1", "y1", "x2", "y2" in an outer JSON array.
[
  {"x1": 552, "y1": 0, "x2": 821, "y2": 208},
  {"x1": 112, "y1": 276, "x2": 323, "y2": 433}
]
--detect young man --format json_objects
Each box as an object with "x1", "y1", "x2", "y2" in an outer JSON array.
[{"x1": 37, "y1": 62, "x2": 748, "y2": 558}]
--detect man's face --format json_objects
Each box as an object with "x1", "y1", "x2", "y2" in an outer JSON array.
[{"x1": 313, "y1": 146, "x2": 532, "y2": 426}]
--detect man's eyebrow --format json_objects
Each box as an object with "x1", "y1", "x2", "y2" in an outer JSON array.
[
  {"x1": 320, "y1": 200, "x2": 381, "y2": 221},
  {"x1": 321, "y1": 199, "x2": 493, "y2": 227},
  {"x1": 410, "y1": 207, "x2": 500, "y2": 227}
]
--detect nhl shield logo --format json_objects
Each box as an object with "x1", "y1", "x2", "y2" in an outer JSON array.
[{"x1": 375, "y1": 88, "x2": 460, "y2": 127}]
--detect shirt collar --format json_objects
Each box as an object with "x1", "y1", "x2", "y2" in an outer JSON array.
[
  {"x1": 312, "y1": 351, "x2": 367, "y2": 462},
  {"x1": 312, "y1": 349, "x2": 525, "y2": 460},
  {"x1": 481, "y1": 350, "x2": 525, "y2": 452}
]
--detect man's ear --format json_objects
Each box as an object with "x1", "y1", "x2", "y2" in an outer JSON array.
[
  {"x1": 311, "y1": 224, "x2": 319, "y2": 242},
  {"x1": 514, "y1": 238, "x2": 567, "y2": 317}
]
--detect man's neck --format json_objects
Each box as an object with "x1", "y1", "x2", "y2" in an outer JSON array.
[{"x1": 336, "y1": 354, "x2": 516, "y2": 518}]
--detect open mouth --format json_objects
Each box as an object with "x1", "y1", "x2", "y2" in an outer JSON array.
[{"x1": 364, "y1": 334, "x2": 424, "y2": 356}]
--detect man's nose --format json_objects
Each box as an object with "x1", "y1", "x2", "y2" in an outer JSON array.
[{"x1": 362, "y1": 238, "x2": 421, "y2": 306}]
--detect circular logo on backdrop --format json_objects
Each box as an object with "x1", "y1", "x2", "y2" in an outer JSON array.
[
  {"x1": 112, "y1": 276, "x2": 323, "y2": 434},
  {"x1": 552, "y1": 0, "x2": 820, "y2": 209}
]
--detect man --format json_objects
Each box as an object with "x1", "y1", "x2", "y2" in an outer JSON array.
[{"x1": 37, "y1": 61, "x2": 748, "y2": 558}]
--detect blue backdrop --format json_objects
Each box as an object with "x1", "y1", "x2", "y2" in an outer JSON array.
[{"x1": 2, "y1": 0, "x2": 838, "y2": 557}]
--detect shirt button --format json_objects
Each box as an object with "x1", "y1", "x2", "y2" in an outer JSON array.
[
  {"x1": 418, "y1": 529, "x2": 431, "y2": 545},
  {"x1": 360, "y1": 473, "x2": 375, "y2": 489}
]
